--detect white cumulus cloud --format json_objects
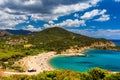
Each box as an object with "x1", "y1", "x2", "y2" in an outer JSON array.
[
  {"x1": 80, "y1": 9, "x2": 110, "y2": 22},
  {"x1": 44, "y1": 19, "x2": 86, "y2": 28},
  {"x1": 81, "y1": 9, "x2": 106, "y2": 20},
  {"x1": 0, "y1": 10, "x2": 28, "y2": 29},
  {"x1": 23, "y1": 25, "x2": 41, "y2": 32},
  {"x1": 0, "y1": 0, "x2": 101, "y2": 29},
  {"x1": 81, "y1": 9, "x2": 100, "y2": 20},
  {"x1": 53, "y1": 3, "x2": 90, "y2": 15},
  {"x1": 95, "y1": 14, "x2": 110, "y2": 22}
]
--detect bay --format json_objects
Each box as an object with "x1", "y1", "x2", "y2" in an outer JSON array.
[{"x1": 50, "y1": 49, "x2": 120, "y2": 72}]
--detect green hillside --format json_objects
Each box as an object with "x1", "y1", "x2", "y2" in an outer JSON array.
[
  {"x1": 0, "y1": 27, "x2": 115, "y2": 60},
  {"x1": 27, "y1": 27, "x2": 115, "y2": 53},
  {"x1": 0, "y1": 27, "x2": 115, "y2": 71}
]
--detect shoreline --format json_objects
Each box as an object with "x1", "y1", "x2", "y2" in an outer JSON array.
[
  {"x1": 3, "y1": 48, "x2": 119, "y2": 76},
  {"x1": 3, "y1": 51, "x2": 85, "y2": 75}
]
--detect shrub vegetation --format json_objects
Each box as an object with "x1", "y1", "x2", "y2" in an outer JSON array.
[
  {"x1": 0, "y1": 27, "x2": 117, "y2": 71},
  {"x1": 2, "y1": 68, "x2": 120, "y2": 80}
]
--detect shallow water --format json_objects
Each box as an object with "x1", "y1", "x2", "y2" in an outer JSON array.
[{"x1": 50, "y1": 49, "x2": 120, "y2": 72}]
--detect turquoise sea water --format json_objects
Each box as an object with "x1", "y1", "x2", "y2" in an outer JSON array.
[{"x1": 50, "y1": 49, "x2": 120, "y2": 72}]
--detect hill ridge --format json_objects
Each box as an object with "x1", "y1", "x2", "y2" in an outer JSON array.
[{"x1": 27, "y1": 27, "x2": 115, "y2": 53}]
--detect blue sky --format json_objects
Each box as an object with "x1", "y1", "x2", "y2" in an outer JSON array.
[{"x1": 0, "y1": 0, "x2": 120, "y2": 39}]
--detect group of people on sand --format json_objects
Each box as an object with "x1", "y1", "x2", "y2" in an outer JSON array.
[{"x1": 27, "y1": 52, "x2": 55, "y2": 73}]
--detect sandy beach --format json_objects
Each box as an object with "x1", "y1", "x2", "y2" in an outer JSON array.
[{"x1": 3, "y1": 51, "x2": 85, "y2": 75}]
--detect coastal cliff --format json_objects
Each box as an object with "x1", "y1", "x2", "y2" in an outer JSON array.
[
  {"x1": 61, "y1": 41, "x2": 115, "y2": 54},
  {"x1": 90, "y1": 41, "x2": 115, "y2": 47}
]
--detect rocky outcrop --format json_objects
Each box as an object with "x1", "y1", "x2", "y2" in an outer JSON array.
[
  {"x1": 61, "y1": 46, "x2": 90, "y2": 54},
  {"x1": 90, "y1": 41, "x2": 115, "y2": 47},
  {"x1": 61, "y1": 41, "x2": 115, "y2": 54}
]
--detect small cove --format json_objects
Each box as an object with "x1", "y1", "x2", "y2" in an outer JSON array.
[{"x1": 50, "y1": 49, "x2": 120, "y2": 72}]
